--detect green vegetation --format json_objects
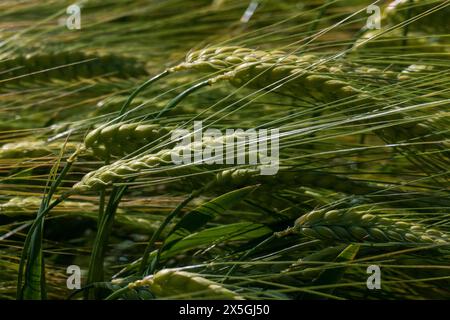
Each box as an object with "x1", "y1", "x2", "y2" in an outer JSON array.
[{"x1": 0, "y1": 0, "x2": 449, "y2": 300}]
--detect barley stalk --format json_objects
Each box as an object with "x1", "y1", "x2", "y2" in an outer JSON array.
[
  {"x1": 0, "y1": 196, "x2": 95, "y2": 214},
  {"x1": 172, "y1": 47, "x2": 428, "y2": 130},
  {"x1": 172, "y1": 46, "x2": 371, "y2": 104}
]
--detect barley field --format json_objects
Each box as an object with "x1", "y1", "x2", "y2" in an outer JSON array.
[{"x1": 0, "y1": 0, "x2": 449, "y2": 300}]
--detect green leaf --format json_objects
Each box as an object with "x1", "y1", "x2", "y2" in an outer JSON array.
[
  {"x1": 120, "y1": 222, "x2": 271, "y2": 280},
  {"x1": 162, "y1": 222, "x2": 271, "y2": 258},
  {"x1": 18, "y1": 148, "x2": 69, "y2": 300},
  {"x1": 304, "y1": 244, "x2": 360, "y2": 299},
  {"x1": 21, "y1": 224, "x2": 46, "y2": 300},
  {"x1": 86, "y1": 185, "x2": 128, "y2": 299},
  {"x1": 162, "y1": 185, "x2": 259, "y2": 252}
]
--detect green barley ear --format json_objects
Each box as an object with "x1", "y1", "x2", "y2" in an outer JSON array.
[
  {"x1": 213, "y1": 167, "x2": 390, "y2": 197},
  {"x1": 0, "y1": 51, "x2": 148, "y2": 84},
  {"x1": 90, "y1": 96, "x2": 149, "y2": 117},
  {"x1": 292, "y1": 209, "x2": 449, "y2": 244},
  {"x1": 73, "y1": 132, "x2": 265, "y2": 192},
  {"x1": 172, "y1": 46, "x2": 444, "y2": 151},
  {"x1": 127, "y1": 269, "x2": 244, "y2": 300},
  {"x1": 0, "y1": 141, "x2": 78, "y2": 159},
  {"x1": 83, "y1": 122, "x2": 174, "y2": 159},
  {"x1": 71, "y1": 148, "x2": 174, "y2": 192}
]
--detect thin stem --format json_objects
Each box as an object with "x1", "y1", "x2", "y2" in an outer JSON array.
[
  {"x1": 98, "y1": 189, "x2": 106, "y2": 221},
  {"x1": 402, "y1": 0, "x2": 413, "y2": 48},
  {"x1": 17, "y1": 148, "x2": 77, "y2": 299},
  {"x1": 139, "y1": 192, "x2": 197, "y2": 274},
  {"x1": 309, "y1": 0, "x2": 331, "y2": 33},
  {"x1": 118, "y1": 70, "x2": 170, "y2": 118},
  {"x1": 98, "y1": 158, "x2": 109, "y2": 222},
  {"x1": 85, "y1": 185, "x2": 129, "y2": 299},
  {"x1": 155, "y1": 80, "x2": 210, "y2": 119},
  {"x1": 16, "y1": 192, "x2": 72, "y2": 298}
]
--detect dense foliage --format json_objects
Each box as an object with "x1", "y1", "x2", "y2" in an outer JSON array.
[{"x1": 0, "y1": 0, "x2": 449, "y2": 300}]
